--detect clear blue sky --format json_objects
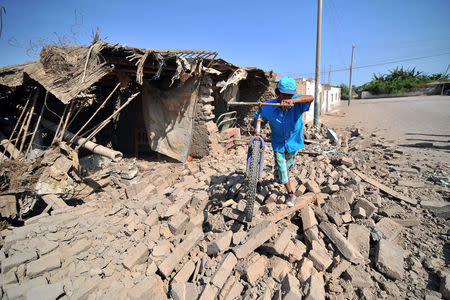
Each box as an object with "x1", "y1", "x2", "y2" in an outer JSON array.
[{"x1": 1, "y1": 0, "x2": 449, "y2": 86}]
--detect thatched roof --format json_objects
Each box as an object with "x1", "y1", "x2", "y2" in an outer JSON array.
[
  {"x1": 0, "y1": 41, "x2": 273, "y2": 104},
  {"x1": 0, "y1": 61, "x2": 35, "y2": 87},
  {"x1": 0, "y1": 42, "x2": 112, "y2": 104}
]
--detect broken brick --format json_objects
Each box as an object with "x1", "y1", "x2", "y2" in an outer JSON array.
[
  {"x1": 266, "y1": 228, "x2": 291, "y2": 256},
  {"x1": 305, "y1": 180, "x2": 321, "y2": 194},
  {"x1": 353, "y1": 199, "x2": 376, "y2": 218},
  {"x1": 246, "y1": 255, "x2": 267, "y2": 284},
  {"x1": 375, "y1": 239, "x2": 404, "y2": 280},
  {"x1": 123, "y1": 242, "x2": 149, "y2": 270},
  {"x1": 234, "y1": 220, "x2": 277, "y2": 259},
  {"x1": 347, "y1": 224, "x2": 370, "y2": 259},
  {"x1": 319, "y1": 222, "x2": 364, "y2": 264},
  {"x1": 211, "y1": 252, "x2": 237, "y2": 289},
  {"x1": 376, "y1": 217, "x2": 403, "y2": 241},
  {"x1": 207, "y1": 230, "x2": 232, "y2": 256}
]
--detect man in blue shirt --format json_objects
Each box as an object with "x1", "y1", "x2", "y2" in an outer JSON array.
[{"x1": 254, "y1": 76, "x2": 313, "y2": 206}]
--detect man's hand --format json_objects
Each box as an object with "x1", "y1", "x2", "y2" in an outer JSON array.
[{"x1": 280, "y1": 99, "x2": 294, "y2": 109}]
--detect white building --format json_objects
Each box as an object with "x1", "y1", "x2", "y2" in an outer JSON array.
[{"x1": 295, "y1": 78, "x2": 341, "y2": 123}]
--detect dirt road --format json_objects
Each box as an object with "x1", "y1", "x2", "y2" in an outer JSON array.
[{"x1": 322, "y1": 95, "x2": 450, "y2": 164}]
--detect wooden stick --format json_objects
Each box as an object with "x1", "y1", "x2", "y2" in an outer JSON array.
[
  {"x1": 0, "y1": 131, "x2": 21, "y2": 160},
  {"x1": 51, "y1": 105, "x2": 68, "y2": 145},
  {"x1": 75, "y1": 92, "x2": 140, "y2": 151},
  {"x1": 352, "y1": 169, "x2": 417, "y2": 205},
  {"x1": 1, "y1": 91, "x2": 32, "y2": 159},
  {"x1": 77, "y1": 123, "x2": 97, "y2": 138},
  {"x1": 77, "y1": 92, "x2": 139, "y2": 150},
  {"x1": 24, "y1": 91, "x2": 47, "y2": 158},
  {"x1": 15, "y1": 89, "x2": 39, "y2": 158},
  {"x1": 57, "y1": 101, "x2": 75, "y2": 143},
  {"x1": 70, "y1": 82, "x2": 120, "y2": 143},
  {"x1": 5, "y1": 134, "x2": 33, "y2": 144},
  {"x1": 18, "y1": 89, "x2": 40, "y2": 156},
  {"x1": 66, "y1": 102, "x2": 84, "y2": 130},
  {"x1": 12, "y1": 107, "x2": 31, "y2": 158},
  {"x1": 267, "y1": 193, "x2": 317, "y2": 222},
  {"x1": 81, "y1": 44, "x2": 94, "y2": 83}
]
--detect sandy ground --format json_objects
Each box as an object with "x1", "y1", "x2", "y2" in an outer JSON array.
[{"x1": 321, "y1": 95, "x2": 450, "y2": 166}]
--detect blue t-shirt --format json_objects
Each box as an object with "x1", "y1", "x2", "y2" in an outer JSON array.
[{"x1": 254, "y1": 95, "x2": 311, "y2": 153}]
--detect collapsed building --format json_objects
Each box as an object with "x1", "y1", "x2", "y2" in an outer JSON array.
[{"x1": 0, "y1": 40, "x2": 276, "y2": 219}]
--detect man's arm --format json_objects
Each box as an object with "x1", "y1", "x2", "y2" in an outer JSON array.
[{"x1": 280, "y1": 95, "x2": 314, "y2": 106}]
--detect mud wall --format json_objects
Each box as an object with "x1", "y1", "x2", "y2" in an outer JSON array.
[{"x1": 189, "y1": 75, "x2": 215, "y2": 158}]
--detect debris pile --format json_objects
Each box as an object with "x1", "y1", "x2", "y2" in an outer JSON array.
[{"x1": 0, "y1": 125, "x2": 448, "y2": 299}]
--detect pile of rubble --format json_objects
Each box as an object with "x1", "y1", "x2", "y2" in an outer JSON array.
[
  {"x1": 0, "y1": 126, "x2": 449, "y2": 300},
  {"x1": 0, "y1": 144, "x2": 132, "y2": 221}
]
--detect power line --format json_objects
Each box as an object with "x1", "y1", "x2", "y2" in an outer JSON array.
[
  {"x1": 292, "y1": 51, "x2": 450, "y2": 78},
  {"x1": 346, "y1": 52, "x2": 450, "y2": 71},
  {"x1": 356, "y1": 36, "x2": 450, "y2": 50}
]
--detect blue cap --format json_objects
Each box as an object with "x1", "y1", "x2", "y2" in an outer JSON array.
[{"x1": 277, "y1": 76, "x2": 297, "y2": 94}]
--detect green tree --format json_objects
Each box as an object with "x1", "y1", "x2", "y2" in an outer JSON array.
[
  {"x1": 339, "y1": 83, "x2": 356, "y2": 100},
  {"x1": 359, "y1": 66, "x2": 448, "y2": 95}
]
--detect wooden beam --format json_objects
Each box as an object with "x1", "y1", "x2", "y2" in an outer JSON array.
[
  {"x1": 18, "y1": 88, "x2": 40, "y2": 157},
  {"x1": 24, "y1": 91, "x2": 47, "y2": 158},
  {"x1": 75, "y1": 92, "x2": 140, "y2": 151},
  {"x1": 1, "y1": 92, "x2": 32, "y2": 160},
  {"x1": 267, "y1": 193, "x2": 317, "y2": 222},
  {"x1": 70, "y1": 82, "x2": 120, "y2": 143},
  {"x1": 57, "y1": 101, "x2": 75, "y2": 143},
  {"x1": 352, "y1": 169, "x2": 417, "y2": 205},
  {"x1": 51, "y1": 105, "x2": 68, "y2": 145},
  {"x1": 0, "y1": 131, "x2": 21, "y2": 160}
]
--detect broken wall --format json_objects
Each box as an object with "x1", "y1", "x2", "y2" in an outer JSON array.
[
  {"x1": 190, "y1": 75, "x2": 215, "y2": 158},
  {"x1": 211, "y1": 70, "x2": 277, "y2": 128}
]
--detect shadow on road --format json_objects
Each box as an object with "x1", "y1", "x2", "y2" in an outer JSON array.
[
  {"x1": 399, "y1": 143, "x2": 450, "y2": 153},
  {"x1": 405, "y1": 138, "x2": 450, "y2": 143},
  {"x1": 405, "y1": 132, "x2": 450, "y2": 137},
  {"x1": 400, "y1": 132, "x2": 450, "y2": 153}
]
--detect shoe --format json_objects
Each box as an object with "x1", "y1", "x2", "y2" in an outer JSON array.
[{"x1": 286, "y1": 193, "x2": 295, "y2": 207}]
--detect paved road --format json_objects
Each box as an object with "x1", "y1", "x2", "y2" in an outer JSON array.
[{"x1": 322, "y1": 95, "x2": 450, "y2": 164}]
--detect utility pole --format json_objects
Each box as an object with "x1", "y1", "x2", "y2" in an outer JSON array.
[
  {"x1": 348, "y1": 45, "x2": 355, "y2": 106},
  {"x1": 328, "y1": 65, "x2": 331, "y2": 84},
  {"x1": 313, "y1": 0, "x2": 322, "y2": 125},
  {"x1": 444, "y1": 64, "x2": 450, "y2": 76},
  {"x1": 441, "y1": 64, "x2": 449, "y2": 95}
]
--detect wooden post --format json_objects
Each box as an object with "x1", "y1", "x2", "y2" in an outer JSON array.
[
  {"x1": 0, "y1": 131, "x2": 21, "y2": 160},
  {"x1": 75, "y1": 92, "x2": 140, "y2": 151},
  {"x1": 24, "y1": 91, "x2": 48, "y2": 158},
  {"x1": 57, "y1": 101, "x2": 75, "y2": 142},
  {"x1": 51, "y1": 105, "x2": 68, "y2": 145},
  {"x1": 18, "y1": 89, "x2": 40, "y2": 156},
  {"x1": 66, "y1": 103, "x2": 84, "y2": 130},
  {"x1": 1, "y1": 92, "x2": 32, "y2": 159},
  {"x1": 70, "y1": 82, "x2": 120, "y2": 143}
]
